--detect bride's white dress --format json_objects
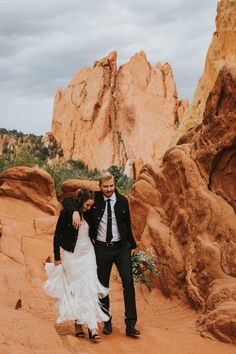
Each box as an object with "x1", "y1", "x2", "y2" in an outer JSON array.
[{"x1": 43, "y1": 220, "x2": 109, "y2": 329}]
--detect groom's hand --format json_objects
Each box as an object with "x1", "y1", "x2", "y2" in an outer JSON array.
[{"x1": 72, "y1": 211, "x2": 81, "y2": 229}]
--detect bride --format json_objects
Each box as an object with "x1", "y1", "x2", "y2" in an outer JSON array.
[{"x1": 44, "y1": 189, "x2": 109, "y2": 340}]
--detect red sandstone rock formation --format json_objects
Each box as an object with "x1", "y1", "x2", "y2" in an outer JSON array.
[
  {"x1": 0, "y1": 167, "x2": 67, "y2": 352},
  {"x1": 0, "y1": 167, "x2": 61, "y2": 215},
  {"x1": 0, "y1": 134, "x2": 10, "y2": 154},
  {"x1": 0, "y1": 133, "x2": 28, "y2": 156},
  {"x1": 129, "y1": 63, "x2": 236, "y2": 343},
  {"x1": 1, "y1": 3, "x2": 235, "y2": 350},
  {"x1": 52, "y1": 51, "x2": 187, "y2": 176},
  {"x1": 174, "y1": 0, "x2": 236, "y2": 142},
  {"x1": 0, "y1": 187, "x2": 235, "y2": 353},
  {"x1": 59, "y1": 179, "x2": 100, "y2": 200}
]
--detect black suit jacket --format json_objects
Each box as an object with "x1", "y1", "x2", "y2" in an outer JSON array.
[{"x1": 63, "y1": 189, "x2": 137, "y2": 250}]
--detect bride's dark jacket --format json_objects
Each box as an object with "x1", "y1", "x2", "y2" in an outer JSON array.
[
  {"x1": 53, "y1": 207, "x2": 88, "y2": 261},
  {"x1": 61, "y1": 189, "x2": 137, "y2": 258}
]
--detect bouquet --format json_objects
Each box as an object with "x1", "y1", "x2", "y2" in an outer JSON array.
[{"x1": 131, "y1": 248, "x2": 159, "y2": 290}]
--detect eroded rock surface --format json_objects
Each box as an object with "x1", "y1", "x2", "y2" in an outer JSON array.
[
  {"x1": 129, "y1": 64, "x2": 236, "y2": 343},
  {"x1": 0, "y1": 194, "x2": 66, "y2": 353},
  {"x1": 60, "y1": 179, "x2": 100, "y2": 198},
  {"x1": 0, "y1": 166, "x2": 61, "y2": 215},
  {"x1": 174, "y1": 0, "x2": 236, "y2": 142},
  {"x1": 52, "y1": 51, "x2": 187, "y2": 176}
]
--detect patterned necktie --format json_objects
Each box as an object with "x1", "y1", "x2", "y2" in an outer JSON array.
[{"x1": 106, "y1": 199, "x2": 113, "y2": 242}]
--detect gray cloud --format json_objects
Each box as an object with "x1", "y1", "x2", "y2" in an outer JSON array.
[{"x1": 0, "y1": 0, "x2": 218, "y2": 134}]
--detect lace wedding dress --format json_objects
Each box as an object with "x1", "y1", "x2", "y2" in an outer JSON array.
[{"x1": 44, "y1": 220, "x2": 109, "y2": 329}]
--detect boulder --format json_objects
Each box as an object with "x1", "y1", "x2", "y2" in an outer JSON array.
[{"x1": 0, "y1": 166, "x2": 61, "y2": 215}]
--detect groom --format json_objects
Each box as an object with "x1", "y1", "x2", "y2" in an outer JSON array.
[{"x1": 63, "y1": 171, "x2": 140, "y2": 337}]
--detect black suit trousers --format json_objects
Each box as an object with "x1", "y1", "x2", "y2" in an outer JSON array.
[{"x1": 94, "y1": 242, "x2": 137, "y2": 328}]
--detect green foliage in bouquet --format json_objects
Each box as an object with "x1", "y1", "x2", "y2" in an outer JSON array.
[{"x1": 131, "y1": 248, "x2": 159, "y2": 290}]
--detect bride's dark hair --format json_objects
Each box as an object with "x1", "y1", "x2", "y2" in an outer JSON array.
[{"x1": 73, "y1": 189, "x2": 94, "y2": 215}]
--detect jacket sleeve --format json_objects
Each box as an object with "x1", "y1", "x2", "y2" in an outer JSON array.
[
  {"x1": 62, "y1": 197, "x2": 76, "y2": 216},
  {"x1": 125, "y1": 199, "x2": 137, "y2": 249},
  {"x1": 84, "y1": 210, "x2": 94, "y2": 239},
  {"x1": 53, "y1": 210, "x2": 65, "y2": 261}
]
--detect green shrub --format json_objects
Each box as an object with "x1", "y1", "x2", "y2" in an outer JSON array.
[
  {"x1": 45, "y1": 165, "x2": 78, "y2": 195},
  {"x1": 0, "y1": 127, "x2": 135, "y2": 196},
  {"x1": 67, "y1": 159, "x2": 86, "y2": 170},
  {"x1": 0, "y1": 128, "x2": 9, "y2": 135},
  {"x1": 108, "y1": 165, "x2": 124, "y2": 183},
  {"x1": 107, "y1": 165, "x2": 134, "y2": 195},
  {"x1": 38, "y1": 146, "x2": 49, "y2": 161},
  {"x1": 12, "y1": 147, "x2": 38, "y2": 167},
  {"x1": 116, "y1": 174, "x2": 134, "y2": 195},
  {"x1": 45, "y1": 165, "x2": 101, "y2": 195}
]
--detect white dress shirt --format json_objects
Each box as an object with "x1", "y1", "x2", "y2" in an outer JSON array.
[{"x1": 97, "y1": 193, "x2": 121, "y2": 242}]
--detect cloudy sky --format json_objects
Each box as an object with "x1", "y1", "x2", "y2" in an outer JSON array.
[{"x1": 0, "y1": 0, "x2": 218, "y2": 135}]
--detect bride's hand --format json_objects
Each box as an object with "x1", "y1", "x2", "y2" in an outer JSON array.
[
  {"x1": 73, "y1": 211, "x2": 81, "y2": 229},
  {"x1": 54, "y1": 260, "x2": 62, "y2": 266}
]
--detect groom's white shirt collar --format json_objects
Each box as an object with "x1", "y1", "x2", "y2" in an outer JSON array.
[{"x1": 103, "y1": 193, "x2": 116, "y2": 202}]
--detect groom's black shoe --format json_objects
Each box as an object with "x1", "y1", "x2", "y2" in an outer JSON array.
[
  {"x1": 103, "y1": 318, "x2": 112, "y2": 335},
  {"x1": 126, "y1": 326, "x2": 140, "y2": 337}
]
